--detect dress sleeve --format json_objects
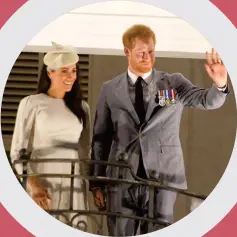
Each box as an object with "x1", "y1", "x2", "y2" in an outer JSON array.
[
  {"x1": 78, "y1": 100, "x2": 92, "y2": 175},
  {"x1": 10, "y1": 96, "x2": 36, "y2": 175}
]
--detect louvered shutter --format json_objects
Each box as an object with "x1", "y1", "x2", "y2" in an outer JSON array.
[
  {"x1": 1, "y1": 52, "x2": 90, "y2": 151},
  {"x1": 1, "y1": 52, "x2": 40, "y2": 151},
  {"x1": 78, "y1": 55, "x2": 89, "y2": 102}
]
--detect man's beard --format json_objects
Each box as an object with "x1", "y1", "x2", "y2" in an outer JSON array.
[{"x1": 131, "y1": 60, "x2": 155, "y2": 74}]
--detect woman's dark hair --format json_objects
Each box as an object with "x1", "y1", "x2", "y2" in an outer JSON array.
[{"x1": 37, "y1": 63, "x2": 86, "y2": 127}]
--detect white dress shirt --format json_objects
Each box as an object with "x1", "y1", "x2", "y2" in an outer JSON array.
[{"x1": 127, "y1": 68, "x2": 152, "y2": 85}]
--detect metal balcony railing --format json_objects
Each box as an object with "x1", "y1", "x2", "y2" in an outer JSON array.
[{"x1": 12, "y1": 149, "x2": 206, "y2": 235}]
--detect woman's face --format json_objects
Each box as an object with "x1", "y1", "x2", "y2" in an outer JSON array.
[{"x1": 47, "y1": 64, "x2": 77, "y2": 93}]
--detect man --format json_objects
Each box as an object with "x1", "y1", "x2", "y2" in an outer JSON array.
[{"x1": 89, "y1": 24, "x2": 229, "y2": 236}]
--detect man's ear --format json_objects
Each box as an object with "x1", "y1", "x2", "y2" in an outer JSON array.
[{"x1": 124, "y1": 47, "x2": 130, "y2": 57}]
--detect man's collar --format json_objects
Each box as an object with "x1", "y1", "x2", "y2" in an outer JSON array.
[{"x1": 127, "y1": 68, "x2": 152, "y2": 85}]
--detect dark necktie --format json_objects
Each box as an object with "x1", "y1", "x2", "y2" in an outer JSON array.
[
  {"x1": 135, "y1": 77, "x2": 147, "y2": 179},
  {"x1": 135, "y1": 76, "x2": 146, "y2": 124}
]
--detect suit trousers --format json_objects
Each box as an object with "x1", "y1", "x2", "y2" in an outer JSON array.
[{"x1": 106, "y1": 154, "x2": 177, "y2": 236}]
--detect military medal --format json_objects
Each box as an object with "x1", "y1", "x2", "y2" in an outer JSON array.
[
  {"x1": 158, "y1": 90, "x2": 166, "y2": 106},
  {"x1": 171, "y1": 88, "x2": 176, "y2": 104},
  {"x1": 165, "y1": 89, "x2": 171, "y2": 105}
]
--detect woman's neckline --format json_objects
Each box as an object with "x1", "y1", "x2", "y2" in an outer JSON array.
[{"x1": 42, "y1": 93, "x2": 64, "y2": 100}]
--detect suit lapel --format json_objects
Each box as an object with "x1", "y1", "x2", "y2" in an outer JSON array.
[
  {"x1": 145, "y1": 69, "x2": 165, "y2": 121},
  {"x1": 114, "y1": 69, "x2": 165, "y2": 124},
  {"x1": 114, "y1": 73, "x2": 140, "y2": 124}
]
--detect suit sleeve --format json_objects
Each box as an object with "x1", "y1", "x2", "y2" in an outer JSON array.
[
  {"x1": 175, "y1": 73, "x2": 230, "y2": 109},
  {"x1": 89, "y1": 83, "x2": 113, "y2": 190},
  {"x1": 10, "y1": 96, "x2": 35, "y2": 175}
]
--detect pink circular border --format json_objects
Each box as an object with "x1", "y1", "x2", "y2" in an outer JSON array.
[{"x1": 0, "y1": 0, "x2": 236, "y2": 236}]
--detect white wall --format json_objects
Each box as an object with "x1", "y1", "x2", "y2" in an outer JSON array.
[{"x1": 23, "y1": 1, "x2": 212, "y2": 59}]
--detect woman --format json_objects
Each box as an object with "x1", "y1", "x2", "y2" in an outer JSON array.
[{"x1": 10, "y1": 42, "x2": 91, "y2": 231}]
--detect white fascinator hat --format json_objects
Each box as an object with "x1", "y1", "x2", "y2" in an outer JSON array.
[{"x1": 43, "y1": 42, "x2": 79, "y2": 70}]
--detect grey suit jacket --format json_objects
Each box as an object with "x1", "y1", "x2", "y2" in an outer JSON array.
[{"x1": 90, "y1": 69, "x2": 229, "y2": 190}]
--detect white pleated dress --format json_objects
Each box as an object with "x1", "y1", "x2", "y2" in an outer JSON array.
[{"x1": 10, "y1": 93, "x2": 91, "y2": 231}]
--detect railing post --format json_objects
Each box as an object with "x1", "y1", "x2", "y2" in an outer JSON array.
[
  {"x1": 70, "y1": 161, "x2": 75, "y2": 211},
  {"x1": 19, "y1": 148, "x2": 30, "y2": 189},
  {"x1": 116, "y1": 152, "x2": 129, "y2": 236},
  {"x1": 148, "y1": 170, "x2": 160, "y2": 232}
]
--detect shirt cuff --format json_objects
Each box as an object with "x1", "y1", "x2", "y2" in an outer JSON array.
[{"x1": 216, "y1": 85, "x2": 227, "y2": 91}]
